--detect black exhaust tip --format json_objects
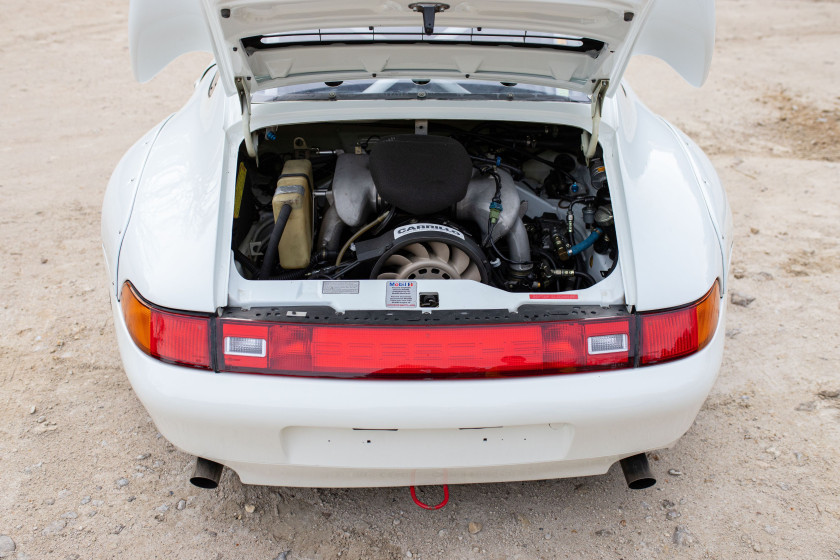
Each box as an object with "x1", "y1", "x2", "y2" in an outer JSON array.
[
  {"x1": 619, "y1": 453, "x2": 656, "y2": 490},
  {"x1": 190, "y1": 457, "x2": 224, "y2": 489}
]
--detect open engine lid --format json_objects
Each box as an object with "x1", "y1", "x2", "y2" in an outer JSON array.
[{"x1": 130, "y1": 0, "x2": 714, "y2": 98}]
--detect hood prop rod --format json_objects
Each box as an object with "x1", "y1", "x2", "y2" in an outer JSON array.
[
  {"x1": 582, "y1": 79, "x2": 609, "y2": 164},
  {"x1": 235, "y1": 76, "x2": 258, "y2": 161}
]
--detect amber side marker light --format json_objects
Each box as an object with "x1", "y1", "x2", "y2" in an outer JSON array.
[
  {"x1": 120, "y1": 282, "x2": 211, "y2": 369},
  {"x1": 639, "y1": 281, "x2": 721, "y2": 366}
]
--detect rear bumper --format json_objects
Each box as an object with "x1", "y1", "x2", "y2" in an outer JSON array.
[{"x1": 111, "y1": 295, "x2": 726, "y2": 487}]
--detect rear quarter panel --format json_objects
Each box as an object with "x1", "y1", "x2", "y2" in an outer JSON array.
[
  {"x1": 608, "y1": 83, "x2": 724, "y2": 311},
  {"x1": 116, "y1": 69, "x2": 232, "y2": 312}
]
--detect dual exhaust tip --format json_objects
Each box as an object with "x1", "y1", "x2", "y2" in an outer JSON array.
[
  {"x1": 190, "y1": 453, "x2": 656, "y2": 491},
  {"x1": 190, "y1": 457, "x2": 224, "y2": 489}
]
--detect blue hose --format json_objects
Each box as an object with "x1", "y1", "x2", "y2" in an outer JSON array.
[{"x1": 568, "y1": 227, "x2": 603, "y2": 256}]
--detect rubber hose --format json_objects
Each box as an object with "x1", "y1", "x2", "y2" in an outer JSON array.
[
  {"x1": 574, "y1": 271, "x2": 597, "y2": 287},
  {"x1": 569, "y1": 227, "x2": 603, "y2": 256},
  {"x1": 258, "y1": 203, "x2": 293, "y2": 279}
]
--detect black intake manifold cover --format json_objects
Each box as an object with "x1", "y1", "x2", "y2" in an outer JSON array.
[{"x1": 369, "y1": 135, "x2": 473, "y2": 215}]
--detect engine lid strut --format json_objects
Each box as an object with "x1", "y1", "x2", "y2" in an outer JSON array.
[{"x1": 582, "y1": 79, "x2": 609, "y2": 163}]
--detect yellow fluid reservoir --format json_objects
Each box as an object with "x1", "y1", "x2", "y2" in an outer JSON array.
[{"x1": 272, "y1": 159, "x2": 313, "y2": 269}]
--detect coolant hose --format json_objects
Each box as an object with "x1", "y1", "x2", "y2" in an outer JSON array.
[
  {"x1": 259, "y1": 203, "x2": 293, "y2": 279},
  {"x1": 568, "y1": 227, "x2": 603, "y2": 257}
]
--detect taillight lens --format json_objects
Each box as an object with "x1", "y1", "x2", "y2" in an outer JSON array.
[
  {"x1": 120, "y1": 283, "x2": 211, "y2": 369},
  {"x1": 119, "y1": 280, "x2": 721, "y2": 378},
  {"x1": 218, "y1": 318, "x2": 634, "y2": 379},
  {"x1": 639, "y1": 281, "x2": 721, "y2": 365}
]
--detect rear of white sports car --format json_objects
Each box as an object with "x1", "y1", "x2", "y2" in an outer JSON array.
[{"x1": 103, "y1": 0, "x2": 731, "y2": 490}]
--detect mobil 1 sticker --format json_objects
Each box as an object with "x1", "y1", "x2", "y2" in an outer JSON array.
[{"x1": 386, "y1": 280, "x2": 418, "y2": 308}]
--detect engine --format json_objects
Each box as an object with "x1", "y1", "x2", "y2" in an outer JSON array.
[{"x1": 232, "y1": 120, "x2": 618, "y2": 294}]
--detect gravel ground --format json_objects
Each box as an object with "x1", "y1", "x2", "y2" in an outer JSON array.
[{"x1": 1, "y1": 1, "x2": 839, "y2": 558}]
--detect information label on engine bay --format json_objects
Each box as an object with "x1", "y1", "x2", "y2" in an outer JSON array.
[
  {"x1": 386, "y1": 281, "x2": 418, "y2": 308},
  {"x1": 322, "y1": 281, "x2": 359, "y2": 295}
]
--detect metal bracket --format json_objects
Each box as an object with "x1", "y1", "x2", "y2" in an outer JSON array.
[
  {"x1": 408, "y1": 3, "x2": 450, "y2": 35},
  {"x1": 235, "y1": 76, "x2": 258, "y2": 160},
  {"x1": 582, "y1": 79, "x2": 609, "y2": 164}
]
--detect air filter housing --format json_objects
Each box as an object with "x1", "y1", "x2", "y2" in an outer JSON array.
[{"x1": 369, "y1": 135, "x2": 473, "y2": 215}]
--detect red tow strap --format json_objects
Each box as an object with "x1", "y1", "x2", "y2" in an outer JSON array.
[{"x1": 410, "y1": 485, "x2": 449, "y2": 510}]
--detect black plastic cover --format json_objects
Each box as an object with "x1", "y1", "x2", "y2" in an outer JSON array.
[{"x1": 369, "y1": 135, "x2": 472, "y2": 215}]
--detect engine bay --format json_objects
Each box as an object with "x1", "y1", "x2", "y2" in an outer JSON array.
[{"x1": 231, "y1": 120, "x2": 618, "y2": 294}]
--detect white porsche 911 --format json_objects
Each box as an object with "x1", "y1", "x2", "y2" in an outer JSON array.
[{"x1": 103, "y1": 0, "x2": 732, "y2": 494}]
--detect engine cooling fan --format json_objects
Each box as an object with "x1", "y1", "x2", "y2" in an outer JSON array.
[
  {"x1": 357, "y1": 223, "x2": 490, "y2": 284},
  {"x1": 376, "y1": 240, "x2": 482, "y2": 281}
]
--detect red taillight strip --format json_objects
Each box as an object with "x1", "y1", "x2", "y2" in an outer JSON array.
[{"x1": 218, "y1": 318, "x2": 634, "y2": 379}]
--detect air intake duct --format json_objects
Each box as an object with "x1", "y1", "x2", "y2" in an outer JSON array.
[{"x1": 369, "y1": 135, "x2": 473, "y2": 215}]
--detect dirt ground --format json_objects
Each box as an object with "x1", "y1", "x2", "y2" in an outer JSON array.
[{"x1": 1, "y1": 0, "x2": 839, "y2": 558}]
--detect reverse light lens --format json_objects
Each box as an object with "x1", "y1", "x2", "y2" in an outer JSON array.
[
  {"x1": 639, "y1": 281, "x2": 721, "y2": 365},
  {"x1": 120, "y1": 283, "x2": 211, "y2": 369},
  {"x1": 588, "y1": 333, "x2": 628, "y2": 355}
]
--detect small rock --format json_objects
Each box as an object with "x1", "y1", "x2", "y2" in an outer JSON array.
[
  {"x1": 749, "y1": 227, "x2": 760, "y2": 235},
  {"x1": 29, "y1": 406, "x2": 36, "y2": 415},
  {"x1": 777, "y1": 482, "x2": 790, "y2": 491},
  {"x1": 60, "y1": 512, "x2": 78, "y2": 519},
  {"x1": 544, "y1": 533, "x2": 551, "y2": 540},
  {"x1": 274, "y1": 553, "x2": 288, "y2": 560},
  {"x1": 0, "y1": 535, "x2": 15, "y2": 558},
  {"x1": 244, "y1": 504, "x2": 255, "y2": 513},
  {"x1": 176, "y1": 500, "x2": 186, "y2": 511},
  {"x1": 44, "y1": 498, "x2": 55, "y2": 506},
  {"x1": 666, "y1": 511, "x2": 681, "y2": 520},
  {"x1": 41, "y1": 257, "x2": 48, "y2": 264},
  {"x1": 127, "y1": 496, "x2": 135, "y2": 503},
  {"x1": 818, "y1": 390, "x2": 840, "y2": 399},
  {"x1": 468, "y1": 522, "x2": 482, "y2": 534},
  {"x1": 135, "y1": 453, "x2": 151, "y2": 460},
  {"x1": 156, "y1": 505, "x2": 169, "y2": 513},
  {"x1": 438, "y1": 530, "x2": 446, "y2": 537},
  {"x1": 725, "y1": 328, "x2": 742, "y2": 339},
  {"x1": 154, "y1": 513, "x2": 165, "y2": 522},
  {"x1": 393, "y1": 519, "x2": 400, "y2": 526},
  {"x1": 88, "y1": 511, "x2": 97, "y2": 518},
  {"x1": 668, "y1": 469, "x2": 683, "y2": 476},
  {"x1": 834, "y1": 550, "x2": 840, "y2": 558},
  {"x1": 515, "y1": 513, "x2": 530, "y2": 527},
  {"x1": 36, "y1": 416, "x2": 46, "y2": 423},
  {"x1": 730, "y1": 292, "x2": 755, "y2": 307},
  {"x1": 755, "y1": 271, "x2": 773, "y2": 281},
  {"x1": 80, "y1": 496, "x2": 90, "y2": 505},
  {"x1": 795, "y1": 401, "x2": 816, "y2": 412},
  {"x1": 752, "y1": 542, "x2": 763, "y2": 553},
  {"x1": 91, "y1": 500, "x2": 104, "y2": 507},
  {"x1": 660, "y1": 499, "x2": 675, "y2": 509},
  {"x1": 765, "y1": 446, "x2": 781, "y2": 458},
  {"x1": 406, "y1": 551, "x2": 412, "y2": 558},
  {"x1": 116, "y1": 478, "x2": 129, "y2": 488},
  {"x1": 112, "y1": 524, "x2": 124, "y2": 535},
  {"x1": 42, "y1": 520, "x2": 66, "y2": 536},
  {"x1": 673, "y1": 526, "x2": 694, "y2": 546},
  {"x1": 793, "y1": 452, "x2": 805, "y2": 464},
  {"x1": 595, "y1": 529, "x2": 614, "y2": 537},
  {"x1": 763, "y1": 525, "x2": 776, "y2": 535}
]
